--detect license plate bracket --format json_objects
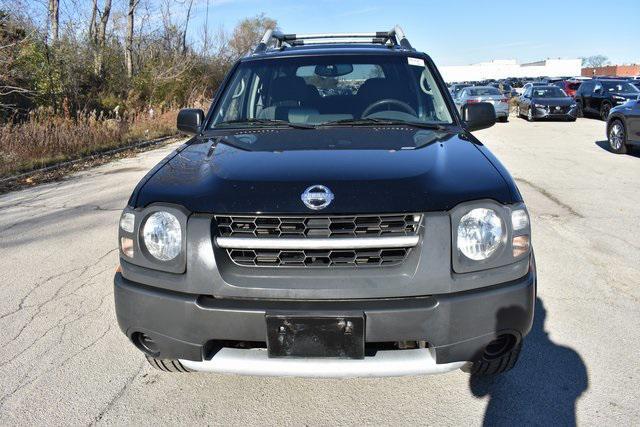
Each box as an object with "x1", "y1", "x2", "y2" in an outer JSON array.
[{"x1": 266, "y1": 314, "x2": 365, "y2": 359}]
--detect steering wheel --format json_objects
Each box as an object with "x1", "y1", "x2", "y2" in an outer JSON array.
[{"x1": 362, "y1": 99, "x2": 417, "y2": 118}]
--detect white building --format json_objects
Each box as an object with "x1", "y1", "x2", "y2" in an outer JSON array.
[{"x1": 439, "y1": 58, "x2": 582, "y2": 82}]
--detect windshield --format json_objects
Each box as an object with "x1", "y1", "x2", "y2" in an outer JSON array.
[
  {"x1": 532, "y1": 87, "x2": 567, "y2": 98},
  {"x1": 209, "y1": 55, "x2": 453, "y2": 129},
  {"x1": 602, "y1": 81, "x2": 639, "y2": 93},
  {"x1": 467, "y1": 87, "x2": 501, "y2": 96}
]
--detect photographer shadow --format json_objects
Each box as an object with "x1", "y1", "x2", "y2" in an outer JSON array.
[{"x1": 470, "y1": 298, "x2": 588, "y2": 426}]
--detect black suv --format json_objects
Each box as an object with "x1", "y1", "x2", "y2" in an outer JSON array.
[
  {"x1": 574, "y1": 78, "x2": 640, "y2": 120},
  {"x1": 114, "y1": 27, "x2": 535, "y2": 378}
]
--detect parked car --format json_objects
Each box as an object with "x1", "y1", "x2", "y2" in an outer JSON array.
[
  {"x1": 574, "y1": 79, "x2": 640, "y2": 120},
  {"x1": 606, "y1": 98, "x2": 640, "y2": 154},
  {"x1": 114, "y1": 27, "x2": 535, "y2": 378},
  {"x1": 553, "y1": 80, "x2": 582, "y2": 98},
  {"x1": 449, "y1": 83, "x2": 471, "y2": 99},
  {"x1": 516, "y1": 85, "x2": 578, "y2": 121},
  {"x1": 521, "y1": 81, "x2": 548, "y2": 92},
  {"x1": 455, "y1": 86, "x2": 510, "y2": 121},
  {"x1": 489, "y1": 81, "x2": 517, "y2": 98}
]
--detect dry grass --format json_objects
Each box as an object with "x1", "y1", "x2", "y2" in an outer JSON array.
[{"x1": 0, "y1": 110, "x2": 177, "y2": 177}]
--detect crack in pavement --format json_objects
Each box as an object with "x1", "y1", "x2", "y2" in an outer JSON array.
[
  {"x1": 93, "y1": 361, "x2": 146, "y2": 424},
  {"x1": 0, "y1": 248, "x2": 117, "y2": 346},
  {"x1": 0, "y1": 324, "x2": 115, "y2": 411},
  {"x1": 515, "y1": 177, "x2": 584, "y2": 218}
]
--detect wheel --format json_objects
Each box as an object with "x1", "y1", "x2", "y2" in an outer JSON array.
[
  {"x1": 527, "y1": 108, "x2": 534, "y2": 122},
  {"x1": 600, "y1": 102, "x2": 612, "y2": 121},
  {"x1": 145, "y1": 355, "x2": 192, "y2": 372},
  {"x1": 470, "y1": 335, "x2": 522, "y2": 376},
  {"x1": 608, "y1": 119, "x2": 628, "y2": 154},
  {"x1": 575, "y1": 100, "x2": 584, "y2": 118}
]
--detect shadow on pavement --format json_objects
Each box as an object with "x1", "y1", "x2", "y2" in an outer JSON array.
[
  {"x1": 470, "y1": 298, "x2": 588, "y2": 426},
  {"x1": 595, "y1": 140, "x2": 640, "y2": 158}
]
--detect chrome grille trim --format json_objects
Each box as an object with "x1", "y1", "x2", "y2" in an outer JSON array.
[
  {"x1": 216, "y1": 235, "x2": 419, "y2": 250},
  {"x1": 215, "y1": 214, "x2": 422, "y2": 239}
]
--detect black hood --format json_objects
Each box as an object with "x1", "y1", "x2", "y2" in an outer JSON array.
[
  {"x1": 531, "y1": 97, "x2": 574, "y2": 107},
  {"x1": 133, "y1": 128, "x2": 516, "y2": 214}
]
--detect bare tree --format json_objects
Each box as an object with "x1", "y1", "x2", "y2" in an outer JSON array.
[
  {"x1": 181, "y1": 0, "x2": 194, "y2": 55},
  {"x1": 93, "y1": 0, "x2": 112, "y2": 77},
  {"x1": 89, "y1": 0, "x2": 98, "y2": 41},
  {"x1": 125, "y1": 0, "x2": 140, "y2": 78},
  {"x1": 582, "y1": 55, "x2": 610, "y2": 68},
  {"x1": 228, "y1": 14, "x2": 276, "y2": 59},
  {"x1": 47, "y1": 0, "x2": 59, "y2": 44}
]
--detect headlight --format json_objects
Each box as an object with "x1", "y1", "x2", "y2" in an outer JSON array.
[
  {"x1": 612, "y1": 95, "x2": 625, "y2": 101},
  {"x1": 457, "y1": 208, "x2": 504, "y2": 261},
  {"x1": 142, "y1": 211, "x2": 182, "y2": 261}
]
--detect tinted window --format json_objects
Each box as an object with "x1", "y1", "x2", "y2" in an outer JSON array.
[
  {"x1": 531, "y1": 87, "x2": 567, "y2": 98},
  {"x1": 580, "y1": 81, "x2": 594, "y2": 93},
  {"x1": 602, "y1": 81, "x2": 639, "y2": 93}
]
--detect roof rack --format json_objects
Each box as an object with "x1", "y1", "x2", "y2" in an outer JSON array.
[{"x1": 254, "y1": 25, "x2": 413, "y2": 54}]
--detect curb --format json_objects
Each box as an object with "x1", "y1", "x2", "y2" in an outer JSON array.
[{"x1": 0, "y1": 135, "x2": 178, "y2": 184}]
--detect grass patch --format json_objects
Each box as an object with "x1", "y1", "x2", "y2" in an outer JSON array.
[{"x1": 0, "y1": 110, "x2": 178, "y2": 178}]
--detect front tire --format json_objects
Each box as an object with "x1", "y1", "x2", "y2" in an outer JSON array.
[
  {"x1": 608, "y1": 119, "x2": 628, "y2": 154},
  {"x1": 600, "y1": 102, "x2": 612, "y2": 121},
  {"x1": 527, "y1": 108, "x2": 535, "y2": 122},
  {"x1": 145, "y1": 355, "x2": 192, "y2": 372},
  {"x1": 575, "y1": 100, "x2": 584, "y2": 118},
  {"x1": 470, "y1": 336, "x2": 522, "y2": 376}
]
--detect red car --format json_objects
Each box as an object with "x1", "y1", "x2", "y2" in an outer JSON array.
[{"x1": 553, "y1": 80, "x2": 582, "y2": 98}]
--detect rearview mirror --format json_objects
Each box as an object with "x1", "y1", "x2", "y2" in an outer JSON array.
[
  {"x1": 462, "y1": 102, "x2": 496, "y2": 132},
  {"x1": 314, "y1": 64, "x2": 354, "y2": 77},
  {"x1": 177, "y1": 108, "x2": 205, "y2": 134}
]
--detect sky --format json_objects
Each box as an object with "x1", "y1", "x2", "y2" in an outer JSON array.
[{"x1": 184, "y1": 0, "x2": 640, "y2": 66}]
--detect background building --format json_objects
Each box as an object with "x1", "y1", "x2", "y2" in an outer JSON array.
[
  {"x1": 439, "y1": 58, "x2": 582, "y2": 82},
  {"x1": 581, "y1": 64, "x2": 640, "y2": 77}
]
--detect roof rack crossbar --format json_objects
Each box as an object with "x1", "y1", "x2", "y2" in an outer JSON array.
[{"x1": 253, "y1": 25, "x2": 413, "y2": 53}]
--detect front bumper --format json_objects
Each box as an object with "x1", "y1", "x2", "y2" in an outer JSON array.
[
  {"x1": 114, "y1": 258, "x2": 536, "y2": 377},
  {"x1": 532, "y1": 105, "x2": 578, "y2": 119}
]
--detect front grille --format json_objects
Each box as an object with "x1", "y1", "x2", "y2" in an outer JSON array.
[
  {"x1": 215, "y1": 214, "x2": 421, "y2": 238},
  {"x1": 227, "y1": 248, "x2": 411, "y2": 267},
  {"x1": 215, "y1": 214, "x2": 421, "y2": 268}
]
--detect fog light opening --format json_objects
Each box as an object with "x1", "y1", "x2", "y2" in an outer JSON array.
[
  {"x1": 132, "y1": 332, "x2": 160, "y2": 357},
  {"x1": 483, "y1": 334, "x2": 517, "y2": 360}
]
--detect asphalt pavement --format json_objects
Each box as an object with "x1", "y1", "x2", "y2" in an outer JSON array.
[{"x1": 0, "y1": 116, "x2": 638, "y2": 425}]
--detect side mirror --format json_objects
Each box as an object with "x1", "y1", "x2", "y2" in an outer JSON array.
[
  {"x1": 177, "y1": 108, "x2": 205, "y2": 134},
  {"x1": 462, "y1": 102, "x2": 496, "y2": 132}
]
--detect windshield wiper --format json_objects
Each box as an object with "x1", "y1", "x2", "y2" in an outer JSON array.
[
  {"x1": 319, "y1": 118, "x2": 447, "y2": 130},
  {"x1": 216, "y1": 118, "x2": 315, "y2": 130}
]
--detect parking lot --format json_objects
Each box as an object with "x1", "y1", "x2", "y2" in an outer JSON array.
[{"x1": 0, "y1": 116, "x2": 638, "y2": 425}]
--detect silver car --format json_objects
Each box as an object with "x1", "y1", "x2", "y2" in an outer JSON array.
[{"x1": 455, "y1": 86, "x2": 510, "y2": 122}]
